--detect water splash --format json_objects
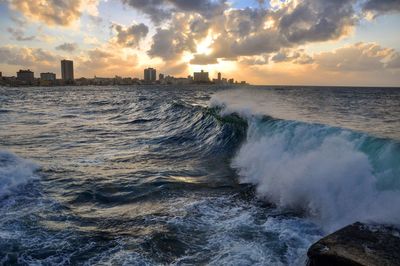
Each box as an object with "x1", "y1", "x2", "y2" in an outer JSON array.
[
  {"x1": 212, "y1": 93, "x2": 400, "y2": 232},
  {"x1": 0, "y1": 150, "x2": 40, "y2": 198}
]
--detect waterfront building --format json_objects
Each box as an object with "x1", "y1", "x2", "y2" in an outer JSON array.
[
  {"x1": 40, "y1": 72, "x2": 56, "y2": 81},
  {"x1": 193, "y1": 70, "x2": 209, "y2": 83},
  {"x1": 218, "y1": 72, "x2": 221, "y2": 81},
  {"x1": 159, "y1": 73, "x2": 164, "y2": 81},
  {"x1": 144, "y1": 68, "x2": 157, "y2": 83},
  {"x1": 40, "y1": 72, "x2": 56, "y2": 86},
  {"x1": 61, "y1": 60, "x2": 74, "y2": 82},
  {"x1": 17, "y1": 69, "x2": 34, "y2": 82}
]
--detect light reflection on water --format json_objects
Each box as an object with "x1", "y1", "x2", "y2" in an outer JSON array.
[{"x1": 0, "y1": 85, "x2": 399, "y2": 265}]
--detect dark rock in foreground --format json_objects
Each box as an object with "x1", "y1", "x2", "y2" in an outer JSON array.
[{"x1": 307, "y1": 222, "x2": 400, "y2": 266}]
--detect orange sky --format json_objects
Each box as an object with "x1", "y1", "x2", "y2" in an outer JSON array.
[{"x1": 0, "y1": 0, "x2": 400, "y2": 86}]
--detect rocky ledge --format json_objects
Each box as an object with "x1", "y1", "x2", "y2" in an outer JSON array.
[{"x1": 307, "y1": 222, "x2": 400, "y2": 266}]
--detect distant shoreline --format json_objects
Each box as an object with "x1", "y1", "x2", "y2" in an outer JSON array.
[{"x1": 2, "y1": 84, "x2": 400, "y2": 89}]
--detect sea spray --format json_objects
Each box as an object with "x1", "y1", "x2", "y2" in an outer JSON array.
[
  {"x1": 211, "y1": 94, "x2": 400, "y2": 232},
  {"x1": 0, "y1": 150, "x2": 39, "y2": 198},
  {"x1": 1, "y1": 85, "x2": 399, "y2": 265}
]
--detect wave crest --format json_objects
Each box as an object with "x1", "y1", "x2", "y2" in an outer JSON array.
[
  {"x1": 211, "y1": 98, "x2": 400, "y2": 232},
  {"x1": 0, "y1": 150, "x2": 40, "y2": 198}
]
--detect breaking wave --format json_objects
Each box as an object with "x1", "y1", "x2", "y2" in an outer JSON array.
[
  {"x1": 0, "y1": 150, "x2": 39, "y2": 198},
  {"x1": 210, "y1": 96, "x2": 400, "y2": 232}
]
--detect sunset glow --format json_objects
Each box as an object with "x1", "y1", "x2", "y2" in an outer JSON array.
[{"x1": 0, "y1": 0, "x2": 399, "y2": 86}]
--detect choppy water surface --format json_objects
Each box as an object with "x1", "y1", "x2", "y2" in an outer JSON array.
[{"x1": 0, "y1": 85, "x2": 399, "y2": 265}]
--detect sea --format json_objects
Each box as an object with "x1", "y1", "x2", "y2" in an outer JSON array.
[{"x1": 0, "y1": 85, "x2": 399, "y2": 265}]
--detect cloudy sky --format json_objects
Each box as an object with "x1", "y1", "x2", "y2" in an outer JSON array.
[{"x1": 0, "y1": 0, "x2": 400, "y2": 86}]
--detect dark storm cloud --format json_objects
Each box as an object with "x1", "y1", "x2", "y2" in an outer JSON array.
[
  {"x1": 146, "y1": 13, "x2": 203, "y2": 61},
  {"x1": 120, "y1": 0, "x2": 168, "y2": 24},
  {"x1": 112, "y1": 23, "x2": 149, "y2": 47},
  {"x1": 230, "y1": 31, "x2": 286, "y2": 56},
  {"x1": 121, "y1": 0, "x2": 227, "y2": 23},
  {"x1": 145, "y1": 0, "x2": 399, "y2": 66},
  {"x1": 148, "y1": 27, "x2": 196, "y2": 60},
  {"x1": 362, "y1": 0, "x2": 400, "y2": 16},
  {"x1": 277, "y1": 0, "x2": 357, "y2": 43},
  {"x1": 172, "y1": 0, "x2": 357, "y2": 63},
  {"x1": 190, "y1": 18, "x2": 210, "y2": 39},
  {"x1": 225, "y1": 8, "x2": 268, "y2": 37},
  {"x1": 56, "y1": 42, "x2": 78, "y2": 52}
]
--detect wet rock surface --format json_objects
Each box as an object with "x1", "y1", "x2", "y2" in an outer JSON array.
[{"x1": 307, "y1": 222, "x2": 400, "y2": 266}]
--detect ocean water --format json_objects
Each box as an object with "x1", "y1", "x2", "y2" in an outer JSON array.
[{"x1": 0, "y1": 85, "x2": 399, "y2": 265}]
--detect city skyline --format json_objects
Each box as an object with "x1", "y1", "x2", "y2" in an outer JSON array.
[
  {"x1": 5, "y1": 62, "x2": 239, "y2": 82},
  {"x1": 0, "y1": 1, "x2": 400, "y2": 86},
  {"x1": 1, "y1": 59, "x2": 247, "y2": 86}
]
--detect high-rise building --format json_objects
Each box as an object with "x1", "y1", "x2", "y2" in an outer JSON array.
[
  {"x1": 61, "y1": 60, "x2": 74, "y2": 82},
  {"x1": 159, "y1": 73, "x2": 164, "y2": 81},
  {"x1": 193, "y1": 70, "x2": 209, "y2": 83},
  {"x1": 144, "y1": 68, "x2": 157, "y2": 83},
  {"x1": 218, "y1": 72, "x2": 221, "y2": 81},
  {"x1": 0, "y1": 72, "x2": 2, "y2": 78},
  {"x1": 17, "y1": 69, "x2": 34, "y2": 81}
]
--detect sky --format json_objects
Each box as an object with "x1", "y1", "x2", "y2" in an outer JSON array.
[{"x1": 0, "y1": 0, "x2": 400, "y2": 86}]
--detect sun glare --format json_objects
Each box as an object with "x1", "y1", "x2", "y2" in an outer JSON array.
[{"x1": 196, "y1": 35, "x2": 213, "y2": 55}]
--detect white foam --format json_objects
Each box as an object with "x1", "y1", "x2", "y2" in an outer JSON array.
[
  {"x1": 0, "y1": 150, "x2": 39, "y2": 198},
  {"x1": 211, "y1": 92, "x2": 400, "y2": 232},
  {"x1": 169, "y1": 196, "x2": 321, "y2": 265}
]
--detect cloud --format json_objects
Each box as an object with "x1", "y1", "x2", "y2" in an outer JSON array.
[
  {"x1": 386, "y1": 53, "x2": 400, "y2": 69},
  {"x1": 112, "y1": 22, "x2": 149, "y2": 47},
  {"x1": 224, "y1": 8, "x2": 269, "y2": 37},
  {"x1": 179, "y1": 0, "x2": 357, "y2": 64},
  {"x1": 190, "y1": 54, "x2": 218, "y2": 65},
  {"x1": 121, "y1": 0, "x2": 227, "y2": 24},
  {"x1": 8, "y1": 0, "x2": 99, "y2": 26},
  {"x1": 147, "y1": 15, "x2": 197, "y2": 61},
  {"x1": 189, "y1": 16, "x2": 210, "y2": 39},
  {"x1": 7, "y1": 27, "x2": 35, "y2": 41},
  {"x1": 362, "y1": 0, "x2": 400, "y2": 17},
  {"x1": 56, "y1": 42, "x2": 78, "y2": 52},
  {"x1": 276, "y1": 0, "x2": 357, "y2": 44},
  {"x1": 0, "y1": 45, "x2": 142, "y2": 78},
  {"x1": 0, "y1": 46, "x2": 58, "y2": 67},
  {"x1": 314, "y1": 42, "x2": 399, "y2": 72},
  {"x1": 271, "y1": 49, "x2": 314, "y2": 64},
  {"x1": 239, "y1": 54, "x2": 270, "y2": 65}
]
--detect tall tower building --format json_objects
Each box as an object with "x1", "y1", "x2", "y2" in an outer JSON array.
[
  {"x1": 144, "y1": 68, "x2": 157, "y2": 83},
  {"x1": 61, "y1": 60, "x2": 74, "y2": 82},
  {"x1": 218, "y1": 72, "x2": 222, "y2": 81}
]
